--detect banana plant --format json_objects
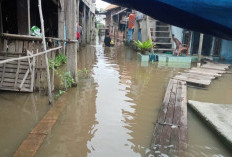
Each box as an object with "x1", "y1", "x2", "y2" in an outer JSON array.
[{"x1": 133, "y1": 39, "x2": 155, "y2": 54}]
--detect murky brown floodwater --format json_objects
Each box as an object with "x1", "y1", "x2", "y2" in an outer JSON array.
[
  {"x1": 0, "y1": 91, "x2": 49, "y2": 157},
  {"x1": 36, "y1": 36, "x2": 232, "y2": 157},
  {"x1": 0, "y1": 35, "x2": 231, "y2": 157}
]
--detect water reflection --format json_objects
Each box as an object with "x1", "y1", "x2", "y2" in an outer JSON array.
[
  {"x1": 0, "y1": 92, "x2": 49, "y2": 157},
  {"x1": 37, "y1": 40, "x2": 232, "y2": 157}
]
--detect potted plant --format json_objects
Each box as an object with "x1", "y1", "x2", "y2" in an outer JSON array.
[{"x1": 133, "y1": 39, "x2": 155, "y2": 55}]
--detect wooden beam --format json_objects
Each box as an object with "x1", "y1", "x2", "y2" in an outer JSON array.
[
  {"x1": 0, "y1": 46, "x2": 62, "y2": 65},
  {"x1": 58, "y1": 0, "x2": 65, "y2": 53},
  {"x1": 65, "y1": 0, "x2": 78, "y2": 84},
  {"x1": 82, "y1": 4, "x2": 86, "y2": 44}
]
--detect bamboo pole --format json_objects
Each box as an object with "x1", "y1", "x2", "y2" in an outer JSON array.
[
  {"x1": 38, "y1": 0, "x2": 52, "y2": 103},
  {"x1": 0, "y1": 46, "x2": 62, "y2": 64},
  {"x1": 197, "y1": 33, "x2": 204, "y2": 67}
]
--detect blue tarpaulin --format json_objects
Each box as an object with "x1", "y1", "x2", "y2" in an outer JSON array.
[{"x1": 103, "y1": 0, "x2": 232, "y2": 40}]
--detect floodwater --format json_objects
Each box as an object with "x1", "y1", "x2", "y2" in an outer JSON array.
[
  {"x1": 37, "y1": 36, "x2": 231, "y2": 157},
  {"x1": 0, "y1": 35, "x2": 231, "y2": 157},
  {"x1": 0, "y1": 91, "x2": 49, "y2": 157}
]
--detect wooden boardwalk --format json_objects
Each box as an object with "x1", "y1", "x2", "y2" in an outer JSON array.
[
  {"x1": 173, "y1": 62, "x2": 231, "y2": 86},
  {"x1": 151, "y1": 79, "x2": 187, "y2": 156}
]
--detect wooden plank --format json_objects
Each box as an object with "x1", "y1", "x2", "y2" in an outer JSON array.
[
  {"x1": 19, "y1": 69, "x2": 30, "y2": 90},
  {"x1": 205, "y1": 61, "x2": 230, "y2": 68},
  {"x1": 0, "y1": 54, "x2": 6, "y2": 86},
  {"x1": 1, "y1": 82, "x2": 30, "y2": 88},
  {"x1": 191, "y1": 67, "x2": 226, "y2": 74},
  {"x1": 0, "y1": 63, "x2": 29, "y2": 69},
  {"x1": 8, "y1": 40, "x2": 16, "y2": 52},
  {"x1": 1, "y1": 78, "x2": 31, "y2": 84},
  {"x1": 0, "y1": 68, "x2": 29, "y2": 74},
  {"x1": 168, "y1": 80, "x2": 185, "y2": 155},
  {"x1": 0, "y1": 73, "x2": 31, "y2": 79},
  {"x1": 186, "y1": 69, "x2": 222, "y2": 77},
  {"x1": 179, "y1": 81, "x2": 188, "y2": 155},
  {"x1": 28, "y1": 41, "x2": 34, "y2": 52},
  {"x1": 158, "y1": 79, "x2": 174, "y2": 123},
  {"x1": 180, "y1": 72, "x2": 216, "y2": 80},
  {"x1": 151, "y1": 79, "x2": 188, "y2": 156},
  {"x1": 0, "y1": 87, "x2": 31, "y2": 92},
  {"x1": 173, "y1": 75, "x2": 211, "y2": 86},
  {"x1": 3, "y1": 39, "x2": 7, "y2": 51},
  {"x1": 157, "y1": 80, "x2": 178, "y2": 154},
  {"x1": 151, "y1": 79, "x2": 174, "y2": 152},
  {"x1": 14, "y1": 55, "x2": 21, "y2": 88},
  {"x1": 200, "y1": 66, "x2": 227, "y2": 71},
  {"x1": 30, "y1": 56, "x2": 35, "y2": 92}
]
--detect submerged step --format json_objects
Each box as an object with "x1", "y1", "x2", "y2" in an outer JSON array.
[{"x1": 188, "y1": 100, "x2": 232, "y2": 147}]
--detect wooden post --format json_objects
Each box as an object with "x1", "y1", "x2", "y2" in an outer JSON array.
[
  {"x1": 65, "y1": 0, "x2": 78, "y2": 83},
  {"x1": 210, "y1": 37, "x2": 215, "y2": 56},
  {"x1": 197, "y1": 33, "x2": 204, "y2": 67},
  {"x1": 58, "y1": 0, "x2": 65, "y2": 54},
  {"x1": 87, "y1": 8, "x2": 91, "y2": 43},
  {"x1": 76, "y1": 0, "x2": 80, "y2": 50},
  {"x1": 82, "y1": 4, "x2": 86, "y2": 45},
  {"x1": 17, "y1": 0, "x2": 30, "y2": 35},
  {"x1": 38, "y1": 0, "x2": 53, "y2": 104}
]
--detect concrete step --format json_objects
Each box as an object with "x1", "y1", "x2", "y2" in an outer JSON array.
[
  {"x1": 152, "y1": 37, "x2": 171, "y2": 39},
  {"x1": 155, "y1": 42, "x2": 172, "y2": 45},
  {"x1": 154, "y1": 48, "x2": 174, "y2": 51},
  {"x1": 151, "y1": 31, "x2": 170, "y2": 33}
]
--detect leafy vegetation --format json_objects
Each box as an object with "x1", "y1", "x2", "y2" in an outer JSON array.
[
  {"x1": 77, "y1": 68, "x2": 89, "y2": 79},
  {"x1": 48, "y1": 53, "x2": 75, "y2": 100},
  {"x1": 133, "y1": 39, "x2": 155, "y2": 54},
  {"x1": 48, "y1": 53, "x2": 67, "y2": 69}
]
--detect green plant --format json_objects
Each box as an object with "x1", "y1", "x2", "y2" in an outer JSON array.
[
  {"x1": 49, "y1": 53, "x2": 67, "y2": 69},
  {"x1": 77, "y1": 68, "x2": 90, "y2": 79},
  {"x1": 55, "y1": 90, "x2": 66, "y2": 100},
  {"x1": 133, "y1": 39, "x2": 155, "y2": 54},
  {"x1": 64, "y1": 71, "x2": 75, "y2": 88}
]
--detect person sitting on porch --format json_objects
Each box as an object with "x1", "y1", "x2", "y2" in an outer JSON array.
[{"x1": 172, "y1": 34, "x2": 189, "y2": 56}]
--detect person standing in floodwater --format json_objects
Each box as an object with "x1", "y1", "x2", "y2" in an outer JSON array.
[
  {"x1": 128, "y1": 11, "x2": 136, "y2": 43},
  {"x1": 104, "y1": 33, "x2": 111, "y2": 47},
  {"x1": 77, "y1": 23, "x2": 82, "y2": 43}
]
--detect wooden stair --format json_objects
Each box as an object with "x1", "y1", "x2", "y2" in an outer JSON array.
[
  {"x1": 0, "y1": 51, "x2": 35, "y2": 92},
  {"x1": 147, "y1": 17, "x2": 174, "y2": 53}
]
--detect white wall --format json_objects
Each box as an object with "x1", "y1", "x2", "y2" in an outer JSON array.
[{"x1": 171, "y1": 26, "x2": 183, "y2": 42}]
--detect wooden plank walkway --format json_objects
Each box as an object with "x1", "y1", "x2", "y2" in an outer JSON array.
[
  {"x1": 151, "y1": 79, "x2": 187, "y2": 156},
  {"x1": 173, "y1": 62, "x2": 231, "y2": 86}
]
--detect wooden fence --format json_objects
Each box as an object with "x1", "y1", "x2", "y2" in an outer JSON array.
[{"x1": 0, "y1": 33, "x2": 63, "y2": 92}]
